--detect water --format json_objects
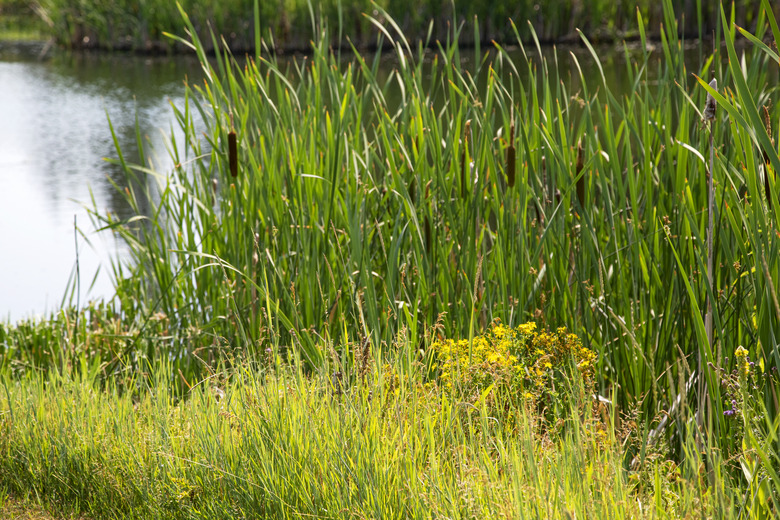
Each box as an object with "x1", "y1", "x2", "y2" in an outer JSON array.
[{"x1": 0, "y1": 42, "x2": 203, "y2": 321}]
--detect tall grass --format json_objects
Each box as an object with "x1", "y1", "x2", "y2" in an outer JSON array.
[
  {"x1": 1, "y1": 0, "x2": 780, "y2": 516},
  {"x1": 84, "y1": 0, "x2": 780, "y2": 456},
  {"x1": 0, "y1": 353, "x2": 757, "y2": 519}
]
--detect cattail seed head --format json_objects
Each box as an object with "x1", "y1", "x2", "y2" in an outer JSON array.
[
  {"x1": 575, "y1": 139, "x2": 585, "y2": 208},
  {"x1": 506, "y1": 122, "x2": 516, "y2": 188},
  {"x1": 228, "y1": 130, "x2": 238, "y2": 177},
  {"x1": 703, "y1": 78, "x2": 717, "y2": 122}
]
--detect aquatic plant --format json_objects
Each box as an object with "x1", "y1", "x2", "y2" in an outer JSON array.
[{"x1": 82, "y1": 0, "x2": 780, "y2": 461}]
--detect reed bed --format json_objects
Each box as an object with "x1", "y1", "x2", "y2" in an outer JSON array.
[{"x1": 81, "y1": 0, "x2": 780, "y2": 447}]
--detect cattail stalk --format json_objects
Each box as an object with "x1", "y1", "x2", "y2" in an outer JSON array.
[
  {"x1": 703, "y1": 78, "x2": 717, "y2": 353},
  {"x1": 700, "y1": 77, "x2": 717, "y2": 446}
]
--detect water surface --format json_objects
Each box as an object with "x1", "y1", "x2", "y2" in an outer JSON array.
[{"x1": 0, "y1": 42, "x2": 202, "y2": 321}]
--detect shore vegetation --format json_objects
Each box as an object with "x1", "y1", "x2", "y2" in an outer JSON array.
[{"x1": 2, "y1": 0, "x2": 780, "y2": 517}]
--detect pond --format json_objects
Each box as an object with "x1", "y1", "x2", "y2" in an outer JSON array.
[{"x1": 0, "y1": 41, "x2": 204, "y2": 321}]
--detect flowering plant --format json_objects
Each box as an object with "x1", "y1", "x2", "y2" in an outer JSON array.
[{"x1": 432, "y1": 321, "x2": 596, "y2": 431}]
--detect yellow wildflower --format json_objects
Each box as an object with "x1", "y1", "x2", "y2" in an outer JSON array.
[
  {"x1": 735, "y1": 346, "x2": 750, "y2": 378},
  {"x1": 518, "y1": 322, "x2": 537, "y2": 335}
]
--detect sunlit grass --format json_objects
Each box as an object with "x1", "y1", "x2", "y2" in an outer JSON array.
[{"x1": 0, "y1": 341, "x2": 750, "y2": 519}]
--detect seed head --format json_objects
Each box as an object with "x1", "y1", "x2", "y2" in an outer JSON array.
[{"x1": 703, "y1": 78, "x2": 717, "y2": 122}]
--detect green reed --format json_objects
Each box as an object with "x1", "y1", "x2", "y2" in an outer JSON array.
[{"x1": 82, "y1": 0, "x2": 780, "y2": 459}]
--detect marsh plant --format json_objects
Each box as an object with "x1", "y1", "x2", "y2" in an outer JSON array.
[{"x1": 87, "y1": 0, "x2": 780, "y2": 452}]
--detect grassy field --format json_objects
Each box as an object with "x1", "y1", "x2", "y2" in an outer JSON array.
[
  {"x1": 0, "y1": 325, "x2": 765, "y2": 519},
  {"x1": 1, "y1": 0, "x2": 780, "y2": 517}
]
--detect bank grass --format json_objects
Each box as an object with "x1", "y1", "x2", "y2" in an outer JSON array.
[
  {"x1": 0, "y1": 330, "x2": 764, "y2": 520},
  {"x1": 2, "y1": 0, "x2": 779, "y2": 514}
]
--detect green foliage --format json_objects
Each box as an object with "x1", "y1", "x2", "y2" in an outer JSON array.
[
  {"x1": 0, "y1": 356, "x2": 762, "y2": 519},
  {"x1": 26, "y1": 0, "x2": 779, "y2": 51},
  {"x1": 80, "y1": 0, "x2": 780, "y2": 459},
  {"x1": 2, "y1": 1, "x2": 780, "y2": 515}
]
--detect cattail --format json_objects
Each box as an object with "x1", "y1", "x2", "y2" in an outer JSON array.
[
  {"x1": 461, "y1": 120, "x2": 471, "y2": 199},
  {"x1": 228, "y1": 129, "x2": 238, "y2": 178},
  {"x1": 506, "y1": 122, "x2": 516, "y2": 188},
  {"x1": 763, "y1": 105, "x2": 775, "y2": 208},
  {"x1": 424, "y1": 180, "x2": 432, "y2": 254},
  {"x1": 702, "y1": 78, "x2": 717, "y2": 122},
  {"x1": 575, "y1": 138, "x2": 585, "y2": 208}
]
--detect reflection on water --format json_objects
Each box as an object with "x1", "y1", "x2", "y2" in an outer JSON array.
[{"x1": 0, "y1": 42, "x2": 203, "y2": 321}]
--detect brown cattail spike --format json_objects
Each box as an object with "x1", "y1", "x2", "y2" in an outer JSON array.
[
  {"x1": 228, "y1": 130, "x2": 238, "y2": 178},
  {"x1": 461, "y1": 120, "x2": 471, "y2": 199},
  {"x1": 575, "y1": 139, "x2": 585, "y2": 208},
  {"x1": 507, "y1": 122, "x2": 516, "y2": 188},
  {"x1": 702, "y1": 78, "x2": 717, "y2": 122},
  {"x1": 763, "y1": 105, "x2": 775, "y2": 208}
]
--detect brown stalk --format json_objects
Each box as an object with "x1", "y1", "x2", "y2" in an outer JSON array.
[{"x1": 763, "y1": 105, "x2": 775, "y2": 208}]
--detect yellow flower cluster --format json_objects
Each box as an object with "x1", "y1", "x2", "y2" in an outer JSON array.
[
  {"x1": 734, "y1": 345, "x2": 750, "y2": 379},
  {"x1": 432, "y1": 321, "x2": 596, "y2": 403}
]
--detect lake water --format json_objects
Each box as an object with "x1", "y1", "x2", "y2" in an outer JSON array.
[{"x1": 0, "y1": 41, "x2": 203, "y2": 321}]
